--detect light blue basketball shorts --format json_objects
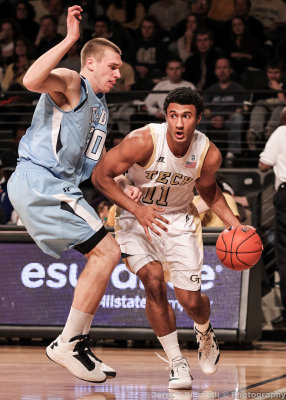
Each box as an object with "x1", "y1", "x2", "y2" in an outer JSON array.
[{"x1": 7, "y1": 161, "x2": 106, "y2": 258}]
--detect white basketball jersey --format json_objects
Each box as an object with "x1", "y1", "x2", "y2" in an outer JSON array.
[{"x1": 125, "y1": 122, "x2": 210, "y2": 213}]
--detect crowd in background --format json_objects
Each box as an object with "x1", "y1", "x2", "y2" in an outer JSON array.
[{"x1": 1, "y1": 0, "x2": 286, "y2": 227}]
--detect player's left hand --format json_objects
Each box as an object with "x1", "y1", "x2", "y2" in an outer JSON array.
[{"x1": 124, "y1": 185, "x2": 142, "y2": 202}]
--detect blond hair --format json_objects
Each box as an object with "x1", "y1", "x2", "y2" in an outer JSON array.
[{"x1": 80, "y1": 38, "x2": 121, "y2": 67}]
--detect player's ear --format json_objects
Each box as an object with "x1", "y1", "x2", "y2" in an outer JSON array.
[
  {"x1": 86, "y1": 57, "x2": 96, "y2": 71},
  {"x1": 196, "y1": 112, "x2": 202, "y2": 124}
]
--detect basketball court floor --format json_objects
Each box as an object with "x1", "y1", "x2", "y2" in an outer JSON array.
[{"x1": 1, "y1": 340, "x2": 286, "y2": 399}]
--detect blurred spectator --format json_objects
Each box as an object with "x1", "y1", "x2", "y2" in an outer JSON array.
[
  {"x1": 130, "y1": 57, "x2": 195, "y2": 130},
  {"x1": 1, "y1": 36, "x2": 35, "y2": 92},
  {"x1": 247, "y1": 59, "x2": 286, "y2": 151},
  {"x1": 201, "y1": 57, "x2": 248, "y2": 164},
  {"x1": 148, "y1": 0, "x2": 190, "y2": 37},
  {"x1": 0, "y1": 158, "x2": 14, "y2": 224},
  {"x1": 29, "y1": 0, "x2": 49, "y2": 23},
  {"x1": 250, "y1": 0, "x2": 286, "y2": 41},
  {"x1": 90, "y1": 14, "x2": 130, "y2": 53},
  {"x1": 191, "y1": 0, "x2": 222, "y2": 45},
  {"x1": 193, "y1": 173, "x2": 240, "y2": 227},
  {"x1": 169, "y1": 13, "x2": 198, "y2": 62},
  {"x1": 127, "y1": 15, "x2": 168, "y2": 90},
  {"x1": 46, "y1": 0, "x2": 67, "y2": 36},
  {"x1": 79, "y1": 0, "x2": 105, "y2": 44},
  {"x1": 57, "y1": 40, "x2": 81, "y2": 72},
  {"x1": 106, "y1": 0, "x2": 146, "y2": 31},
  {"x1": 107, "y1": 60, "x2": 136, "y2": 135},
  {"x1": 259, "y1": 106, "x2": 286, "y2": 328},
  {"x1": 223, "y1": 16, "x2": 266, "y2": 81},
  {"x1": 34, "y1": 14, "x2": 63, "y2": 57},
  {"x1": 144, "y1": 57, "x2": 195, "y2": 120},
  {"x1": 14, "y1": 0, "x2": 39, "y2": 43},
  {"x1": 0, "y1": 19, "x2": 19, "y2": 69},
  {"x1": 183, "y1": 29, "x2": 222, "y2": 90},
  {"x1": 222, "y1": 0, "x2": 265, "y2": 45},
  {"x1": 96, "y1": 199, "x2": 113, "y2": 225}
]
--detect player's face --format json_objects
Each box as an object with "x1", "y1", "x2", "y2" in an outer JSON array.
[
  {"x1": 92, "y1": 49, "x2": 122, "y2": 93},
  {"x1": 166, "y1": 103, "x2": 201, "y2": 152}
]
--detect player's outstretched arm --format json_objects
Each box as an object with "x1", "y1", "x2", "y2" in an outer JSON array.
[
  {"x1": 92, "y1": 127, "x2": 169, "y2": 240},
  {"x1": 23, "y1": 5, "x2": 82, "y2": 94},
  {"x1": 195, "y1": 142, "x2": 240, "y2": 227}
]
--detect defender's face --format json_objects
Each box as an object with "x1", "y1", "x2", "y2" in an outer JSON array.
[
  {"x1": 166, "y1": 103, "x2": 201, "y2": 150},
  {"x1": 91, "y1": 49, "x2": 122, "y2": 93}
]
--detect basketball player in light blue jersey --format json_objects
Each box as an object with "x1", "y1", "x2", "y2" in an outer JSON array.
[{"x1": 7, "y1": 5, "x2": 167, "y2": 384}]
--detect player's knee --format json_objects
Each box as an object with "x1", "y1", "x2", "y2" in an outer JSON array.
[
  {"x1": 180, "y1": 298, "x2": 200, "y2": 317},
  {"x1": 144, "y1": 278, "x2": 166, "y2": 303}
]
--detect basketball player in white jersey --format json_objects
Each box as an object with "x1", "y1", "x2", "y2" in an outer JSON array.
[
  {"x1": 7, "y1": 5, "x2": 164, "y2": 384},
  {"x1": 92, "y1": 87, "x2": 240, "y2": 389}
]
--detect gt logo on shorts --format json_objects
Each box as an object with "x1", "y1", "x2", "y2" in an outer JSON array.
[{"x1": 190, "y1": 274, "x2": 201, "y2": 283}]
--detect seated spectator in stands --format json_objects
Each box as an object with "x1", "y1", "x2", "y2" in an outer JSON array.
[
  {"x1": 222, "y1": 0, "x2": 265, "y2": 45},
  {"x1": 191, "y1": 0, "x2": 222, "y2": 45},
  {"x1": 247, "y1": 59, "x2": 286, "y2": 151},
  {"x1": 0, "y1": 158, "x2": 14, "y2": 224},
  {"x1": 183, "y1": 29, "x2": 223, "y2": 90},
  {"x1": 79, "y1": 0, "x2": 105, "y2": 44},
  {"x1": 169, "y1": 13, "x2": 198, "y2": 63},
  {"x1": 193, "y1": 173, "x2": 240, "y2": 227},
  {"x1": 0, "y1": 19, "x2": 18, "y2": 69},
  {"x1": 46, "y1": 0, "x2": 67, "y2": 36},
  {"x1": 130, "y1": 57, "x2": 195, "y2": 130},
  {"x1": 223, "y1": 16, "x2": 266, "y2": 81},
  {"x1": 201, "y1": 57, "x2": 248, "y2": 164},
  {"x1": 57, "y1": 40, "x2": 81, "y2": 72},
  {"x1": 144, "y1": 57, "x2": 195, "y2": 120},
  {"x1": 148, "y1": 0, "x2": 190, "y2": 39},
  {"x1": 96, "y1": 199, "x2": 113, "y2": 226},
  {"x1": 1, "y1": 36, "x2": 35, "y2": 92},
  {"x1": 34, "y1": 14, "x2": 63, "y2": 57},
  {"x1": 127, "y1": 16, "x2": 169, "y2": 90},
  {"x1": 107, "y1": 59, "x2": 136, "y2": 135},
  {"x1": 89, "y1": 14, "x2": 130, "y2": 55},
  {"x1": 14, "y1": 1, "x2": 39, "y2": 43},
  {"x1": 106, "y1": 0, "x2": 146, "y2": 31}
]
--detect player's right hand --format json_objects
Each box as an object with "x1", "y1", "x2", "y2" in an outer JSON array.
[
  {"x1": 134, "y1": 204, "x2": 169, "y2": 241},
  {"x1": 66, "y1": 5, "x2": 82, "y2": 42}
]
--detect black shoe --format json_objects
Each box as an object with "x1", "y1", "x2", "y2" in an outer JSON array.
[{"x1": 271, "y1": 315, "x2": 286, "y2": 328}]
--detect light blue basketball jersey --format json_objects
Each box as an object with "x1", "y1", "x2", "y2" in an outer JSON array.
[{"x1": 18, "y1": 76, "x2": 108, "y2": 186}]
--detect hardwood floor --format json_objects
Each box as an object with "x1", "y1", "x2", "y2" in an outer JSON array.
[{"x1": 1, "y1": 341, "x2": 286, "y2": 400}]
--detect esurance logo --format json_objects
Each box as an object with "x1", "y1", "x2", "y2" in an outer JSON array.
[{"x1": 21, "y1": 262, "x2": 217, "y2": 291}]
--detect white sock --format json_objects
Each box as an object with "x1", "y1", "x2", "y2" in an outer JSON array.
[
  {"x1": 157, "y1": 331, "x2": 183, "y2": 362},
  {"x1": 83, "y1": 314, "x2": 94, "y2": 335},
  {"x1": 61, "y1": 307, "x2": 93, "y2": 342},
  {"x1": 194, "y1": 320, "x2": 210, "y2": 334}
]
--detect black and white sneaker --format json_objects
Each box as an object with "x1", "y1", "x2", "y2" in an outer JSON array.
[
  {"x1": 46, "y1": 334, "x2": 115, "y2": 382},
  {"x1": 156, "y1": 353, "x2": 192, "y2": 390},
  {"x1": 195, "y1": 324, "x2": 220, "y2": 375}
]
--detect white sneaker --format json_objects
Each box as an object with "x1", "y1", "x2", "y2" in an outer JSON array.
[
  {"x1": 195, "y1": 324, "x2": 220, "y2": 375},
  {"x1": 46, "y1": 334, "x2": 114, "y2": 383},
  {"x1": 168, "y1": 357, "x2": 193, "y2": 390}
]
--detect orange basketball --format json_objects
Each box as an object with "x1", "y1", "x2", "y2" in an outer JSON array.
[{"x1": 216, "y1": 225, "x2": 263, "y2": 271}]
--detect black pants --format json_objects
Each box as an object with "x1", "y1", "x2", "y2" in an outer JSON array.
[{"x1": 274, "y1": 183, "x2": 286, "y2": 317}]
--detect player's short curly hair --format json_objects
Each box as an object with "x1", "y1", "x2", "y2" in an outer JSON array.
[{"x1": 163, "y1": 87, "x2": 204, "y2": 116}]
